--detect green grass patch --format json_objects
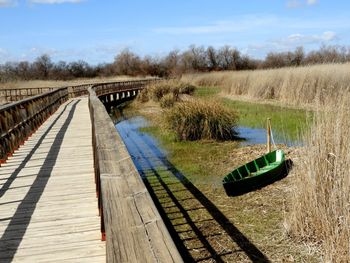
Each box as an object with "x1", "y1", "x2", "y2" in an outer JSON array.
[
  {"x1": 222, "y1": 98, "x2": 313, "y2": 141},
  {"x1": 129, "y1": 94, "x2": 319, "y2": 262},
  {"x1": 194, "y1": 86, "x2": 221, "y2": 98},
  {"x1": 194, "y1": 86, "x2": 312, "y2": 142},
  {"x1": 140, "y1": 125, "x2": 239, "y2": 185}
]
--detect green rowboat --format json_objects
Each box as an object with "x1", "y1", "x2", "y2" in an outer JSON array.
[{"x1": 223, "y1": 149, "x2": 286, "y2": 196}]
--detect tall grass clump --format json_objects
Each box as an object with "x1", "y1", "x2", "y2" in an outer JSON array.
[
  {"x1": 287, "y1": 95, "x2": 350, "y2": 262},
  {"x1": 182, "y1": 63, "x2": 350, "y2": 107},
  {"x1": 136, "y1": 88, "x2": 150, "y2": 103},
  {"x1": 165, "y1": 100, "x2": 238, "y2": 141},
  {"x1": 160, "y1": 93, "x2": 176, "y2": 108},
  {"x1": 137, "y1": 80, "x2": 196, "y2": 103}
]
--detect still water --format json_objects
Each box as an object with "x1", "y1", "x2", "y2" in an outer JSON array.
[{"x1": 116, "y1": 116, "x2": 301, "y2": 148}]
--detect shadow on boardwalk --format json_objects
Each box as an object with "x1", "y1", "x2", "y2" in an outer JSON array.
[
  {"x1": 0, "y1": 100, "x2": 79, "y2": 263},
  {"x1": 116, "y1": 117, "x2": 271, "y2": 263}
]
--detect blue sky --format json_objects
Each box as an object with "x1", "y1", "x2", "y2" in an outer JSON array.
[{"x1": 0, "y1": 0, "x2": 349, "y2": 64}]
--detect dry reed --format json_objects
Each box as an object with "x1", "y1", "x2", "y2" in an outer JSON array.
[
  {"x1": 184, "y1": 64, "x2": 350, "y2": 260},
  {"x1": 165, "y1": 100, "x2": 238, "y2": 141},
  {"x1": 137, "y1": 79, "x2": 196, "y2": 103},
  {"x1": 287, "y1": 94, "x2": 350, "y2": 262},
  {"x1": 182, "y1": 63, "x2": 350, "y2": 107},
  {"x1": 160, "y1": 93, "x2": 176, "y2": 108}
]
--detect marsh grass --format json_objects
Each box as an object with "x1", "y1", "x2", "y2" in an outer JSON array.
[
  {"x1": 194, "y1": 86, "x2": 221, "y2": 97},
  {"x1": 138, "y1": 79, "x2": 196, "y2": 103},
  {"x1": 159, "y1": 93, "x2": 176, "y2": 108},
  {"x1": 287, "y1": 95, "x2": 350, "y2": 262},
  {"x1": 165, "y1": 99, "x2": 238, "y2": 141},
  {"x1": 195, "y1": 87, "x2": 312, "y2": 143},
  {"x1": 186, "y1": 73, "x2": 349, "y2": 261},
  {"x1": 183, "y1": 63, "x2": 350, "y2": 107},
  {"x1": 135, "y1": 109, "x2": 319, "y2": 262}
]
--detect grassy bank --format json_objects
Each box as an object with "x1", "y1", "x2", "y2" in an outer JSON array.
[
  {"x1": 140, "y1": 125, "x2": 240, "y2": 185},
  {"x1": 125, "y1": 99, "x2": 320, "y2": 262},
  {"x1": 183, "y1": 63, "x2": 350, "y2": 107},
  {"x1": 186, "y1": 76, "x2": 350, "y2": 261},
  {"x1": 195, "y1": 87, "x2": 312, "y2": 143}
]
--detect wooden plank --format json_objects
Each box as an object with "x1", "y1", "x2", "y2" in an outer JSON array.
[
  {"x1": 1, "y1": 81, "x2": 182, "y2": 263},
  {"x1": 0, "y1": 98, "x2": 105, "y2": 262},
  {"x1": 90, "y1": 93, "x2": 183, "y2": 263}
]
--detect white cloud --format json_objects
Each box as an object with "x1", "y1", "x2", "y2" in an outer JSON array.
[
  {"x1": 280, "y1": 31, "x2": 337, "y2": 45},
  {"x1": 245, "y1": 31, "x2": 337, "y2": 58},
  {"x1": 307, "y1": 0, "x2": 318, "y2": 5},
  {"x1": 0, "y1": 48, "x2": 12, "y2": 61},
  {"x1": 154, "y1": 15, "x2": 347, "y2": 37},
  {"x1": 29, "y1": 0, "x2": 83, "y2": 4},
  {"x1": 0, "y1": 48, "x2": 7, "y2": 55},
  {"x1": 154, "y1": 16, "x2": 277, "y2": 35},
  {"x1": 287, "y1": 0, "x2": 301, "y2": 8},
  {"x1": 287, "y1": 0, "x2": 318, "y2": 8},
  {"x1": 0, "y1": 0, "x2": 17, "y2": 7}
]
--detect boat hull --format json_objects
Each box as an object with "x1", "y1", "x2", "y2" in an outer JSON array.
[{"x1": 223, "y1": 150, "x2": 286, "y2": 196}]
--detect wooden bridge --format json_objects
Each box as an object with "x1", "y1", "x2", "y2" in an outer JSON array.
[{"x1": 0, "y1": 80, "x2": 183, "y2": 262}]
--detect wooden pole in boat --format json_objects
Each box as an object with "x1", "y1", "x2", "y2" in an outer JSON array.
[{"x1": 267, "y1": 118, "x2": 271, "y2": 153}]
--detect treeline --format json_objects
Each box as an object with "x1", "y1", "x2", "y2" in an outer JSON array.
[
  {"x1": 1, "y1": 45, "x2": 350, "y2": 82},
  {"x1": 0, "y1": 55, "x2": 98, "y2": 82}
]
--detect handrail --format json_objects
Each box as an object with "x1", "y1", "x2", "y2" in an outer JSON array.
[
  {"x1": 0, "y1": 87, "x2": 56, "y2": 103},
  {"x1": 0, "y1": 78, "x2": 182, "y2": 261},
  {"x1": 0, "y1": 87, "x2": 65, "y2": 113},
  {"x1": 91, "y1": 78, "x2": 158, "y2": 97},
  {"x1": 0, "y1": 79, "x2": 162, "y2": 163},
  {"x1": 0, "y1": 78, "x2": 160, "y2": 104},
  {"x1": 88, "y1": 83, "x2": 183, "y2": 262},
  {"x1": 0, "y1": 88, "x2": 69, "y2": 163}
]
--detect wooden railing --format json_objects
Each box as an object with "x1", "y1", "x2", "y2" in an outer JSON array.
[
  {"x1": 67, "y1": 84, "x2": 90, "y2": 98},
  {"x1": 0, "y1": 79, "x2": 161, "y2": 163},
  {"x1": 0, "y1": 79, "x2": 159, "y2": 104},
  {"x1": 0, "y1": 88, "x2": 69, "y2": 164},
  {"x1": 92, "y1": 79, "x2": 158, "y2": 97},
  {"x1": 0, "y1": 78, "x2": 182, "y2": 262},
  {"x1": 88, "y1": 84, "x2": 183, "y2": 262},
  {"x1": 0, "y1": 87, "x2": 56, "y2": 104}
]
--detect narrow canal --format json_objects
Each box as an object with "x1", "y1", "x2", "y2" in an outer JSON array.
[
  {"x1": 115, "y1": 116, "x2": 272, "y2": 262},
  {"x1": 111, "y1": 90, "x2": 312, "y2": 262}
]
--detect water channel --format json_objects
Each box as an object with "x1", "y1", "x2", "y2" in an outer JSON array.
[
  {"x1": 116, "y1": 116, "x2": 302, "y2": 149},
  {"x1": 115, "y1": 115, "x2": 275, "y2": 262}
]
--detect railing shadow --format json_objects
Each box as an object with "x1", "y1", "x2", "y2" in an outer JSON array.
[
  {"x1": 0, "y1": 100, "x2": 79, "y2": 263},
  {"x1": 0, "y1": 100, "x2": 74, "y2": 199},
  {"x1": 116, "y1": 117, "x2": 271, "y2": 263}
]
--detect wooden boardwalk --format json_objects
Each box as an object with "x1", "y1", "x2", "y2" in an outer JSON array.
[{"x1": 0, "y1": 98, "x2": 105, "y2": 262}]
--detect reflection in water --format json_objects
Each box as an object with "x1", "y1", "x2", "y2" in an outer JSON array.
[
  {"x1": 115, "y1": 116, "x2": 271, "y2": 262},
  {"x1": 115, "y1": 116, "x2": 301, "y2": 149},
  {"x1": 116, "y1": 116, "x2": 166, "y2": 173},
  {"x1": 237, "y1": 126, "x2": 302, "y2": 147}
]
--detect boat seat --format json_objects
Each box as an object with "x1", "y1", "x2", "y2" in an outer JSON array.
[{"x1": 250, "y1": 163, "x2": 279, "y2": 176}]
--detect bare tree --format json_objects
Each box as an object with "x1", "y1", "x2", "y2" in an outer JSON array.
[
  {"x1": 217, "y1": 46, "x2": 241, "y2": 70},
  {"x1": 114, "y1": 49, "x2": 142, "y2": 76},
  {"x1": 17, "y1": 61, "x2": 31, "y2": 80},
  {"x1": 206, "y1": 46, "x2": 218, "y2": 71},
  {"x1": 163, "y1": 49, "x2": 181, "y2": 75},
  {"x1": 32, "y1": 54, "x2": 53, "y2": 79}
]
